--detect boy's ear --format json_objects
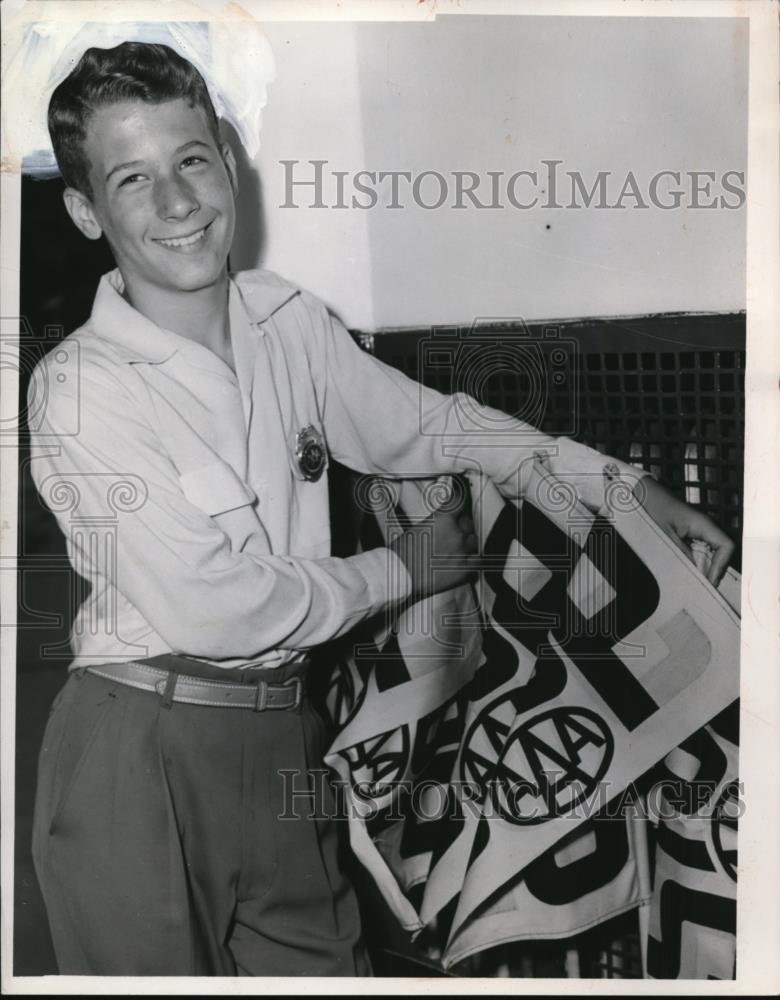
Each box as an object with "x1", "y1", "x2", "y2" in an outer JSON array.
[
  {"x1": 62, "y1": 188, "x2": 103, "y2": 241},
  {"x1": 221, "y1": 142, "x2": 238, "y2": 198}
]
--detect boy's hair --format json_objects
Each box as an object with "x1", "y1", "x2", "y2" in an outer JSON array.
[{"x1": 48, "y1": 41, "x2": 220, "y2": 199}]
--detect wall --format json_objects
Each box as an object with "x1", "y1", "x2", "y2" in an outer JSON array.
[
  {"x1": 233, "y1": 21, "x2": 376, "y2": 326},
  {"x1": 245, "y1": 15, "x2": 748, "y2": 329}
]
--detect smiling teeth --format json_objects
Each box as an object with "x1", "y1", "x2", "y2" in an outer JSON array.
[{"x1": 157, "y1": 227, "x2": 207, "y2": 248}]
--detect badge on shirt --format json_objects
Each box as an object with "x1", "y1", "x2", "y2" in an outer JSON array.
[{"x1": 294, "y1": 424, "x2": 327, "y2": 482}]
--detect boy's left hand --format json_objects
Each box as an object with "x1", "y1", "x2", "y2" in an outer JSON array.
[{"x1": 632, "y1": 475, "x2": 735, "y2": 588}]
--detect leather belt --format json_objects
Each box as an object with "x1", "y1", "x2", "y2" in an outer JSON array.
[{"x1": 84, "y1": 661, "x2": 305, "y2": 711}]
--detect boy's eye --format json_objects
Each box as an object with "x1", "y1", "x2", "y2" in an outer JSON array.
[
  {"x1": 119, "y1": 173, "x2": 145, "y2": 187},
  {"x1": 181, "y1": 155, "x2": 206, "y2": 168}
]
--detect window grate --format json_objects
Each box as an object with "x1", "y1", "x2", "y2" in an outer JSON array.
[{"x1": 360, "y1": 318, "x2": 745, "y2": 570}]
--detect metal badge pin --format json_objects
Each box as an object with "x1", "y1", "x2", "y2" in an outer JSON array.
[{"x1": 294, "y1": 424, "x2": 327, "y2": 482}]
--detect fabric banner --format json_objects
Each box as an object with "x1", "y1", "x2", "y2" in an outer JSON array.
[
  {"x1": 322, "y1": 464, "x2": 740, "y2": 969},
  {"x1": 643, "y1": 569, "x2": 741, "y2": 980}
]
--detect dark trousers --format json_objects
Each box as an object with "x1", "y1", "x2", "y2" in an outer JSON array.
[{"x1": 31, "y1": 658, "x2": 371, "y2": 976}]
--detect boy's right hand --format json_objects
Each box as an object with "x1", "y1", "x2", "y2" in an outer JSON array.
[{"x1": 388, "y1": 506, "x2": 479, "y2": 602}]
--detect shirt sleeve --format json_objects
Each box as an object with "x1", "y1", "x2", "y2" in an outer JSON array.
[
  {"x1": 28, "y1": 351, "x2": 411, "y2": 661},
  {"x1": 296, "y1": 292, "x2": 651, "y2": 512}
]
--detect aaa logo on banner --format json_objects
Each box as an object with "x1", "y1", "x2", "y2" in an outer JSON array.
[{"x1": 323, "y1": 464, "x2": 740, "y2": 969}]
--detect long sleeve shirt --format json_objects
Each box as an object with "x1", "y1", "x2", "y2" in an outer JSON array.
[{"x1": 28, "y1": 268, "x2": 644, "y2": 670}]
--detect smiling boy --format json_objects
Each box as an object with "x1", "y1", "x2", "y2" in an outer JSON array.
[{"x1": 28, "y1": 42, "x2": 734, "y2": 976}]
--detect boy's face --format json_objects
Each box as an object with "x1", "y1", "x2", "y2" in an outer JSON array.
[{"x1": 64, "y1": 97, "x2": 237, "y2": 300}]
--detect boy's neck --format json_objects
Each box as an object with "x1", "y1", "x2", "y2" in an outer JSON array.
[{"x1": 121, "y1": 270, "x2": 234, "y2": 371}]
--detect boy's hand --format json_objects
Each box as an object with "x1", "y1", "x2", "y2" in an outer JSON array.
[
  {"x1": 632, "y1": 475, "x2": 734, "y2": 587},
  {"x1": 389, "y1": 507, "x2": 479, "y2": 602}
]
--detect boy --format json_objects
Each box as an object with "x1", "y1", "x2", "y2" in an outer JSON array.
[{"x1": 28, "y1": 41, "x2": 733, "y2": 976}]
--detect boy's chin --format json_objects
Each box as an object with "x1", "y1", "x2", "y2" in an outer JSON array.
[{"x1": 154, "y1": 259, "x2": 227, "y2": 293}]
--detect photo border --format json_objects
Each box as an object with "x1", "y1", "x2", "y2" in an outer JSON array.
[{"x1": 1, "y1": 0, "x2": 777, "y2": 994}]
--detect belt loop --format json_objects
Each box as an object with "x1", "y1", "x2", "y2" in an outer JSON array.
[
  {"x1": 254, "y1": 680, "x2": 269, "y2": 712},
  {"x1": 289, "y1": 676, "x2": 304, "y2": 712},
  {"x1": 160, "y1": 671, "x2": 179, "y2": 710}
]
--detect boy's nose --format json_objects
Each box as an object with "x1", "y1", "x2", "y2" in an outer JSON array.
[{"x1": 155, "y1": 176, "x2": 199, "y2": 221}]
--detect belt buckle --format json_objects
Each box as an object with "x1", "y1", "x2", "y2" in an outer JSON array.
[{"x1": 284, "y1": 676, "x2": 304, "y2": 712}]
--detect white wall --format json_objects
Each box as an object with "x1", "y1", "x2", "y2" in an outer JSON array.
[
  {"x1": 237, "y1": 21, "x2": 376, "y2": 325},
  {"x1": 246, "y1": 15, "x2": 747, "y2": 329}
]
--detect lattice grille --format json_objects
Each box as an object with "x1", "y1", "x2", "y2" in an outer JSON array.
[
  {"x1": 575, "y1": 350, "x2": 744, "y2": 548},
  {"x1": 363, "y1": 319, "x2": 745, "y2": 569}
]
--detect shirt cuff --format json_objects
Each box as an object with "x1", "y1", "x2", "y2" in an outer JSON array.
[
  {"x1": 541, "y1": 437, "x2": 654, "y2": 514},
  {"x1": 353, "y1": 545, "x2": 413, "y2": 617}
]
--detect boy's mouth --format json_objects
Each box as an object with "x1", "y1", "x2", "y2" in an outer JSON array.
[{"x1": 153, "y1": 220, "x2": 213, "y2": 250}]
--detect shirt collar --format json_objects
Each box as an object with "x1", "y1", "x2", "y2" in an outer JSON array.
[{"x1": 89, "y1": 269, "x2": 300, "y2": 365}]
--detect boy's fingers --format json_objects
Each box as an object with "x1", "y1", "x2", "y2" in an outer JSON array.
[
  {"x1": 707, "y1": 542, "x2": 734, "y2": 588},
  {"x1": 686, "y1": 515, "x2": 734, "y2": 586}
]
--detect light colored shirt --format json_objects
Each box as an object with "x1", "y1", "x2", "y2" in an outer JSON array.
[{"x1": 29, "y1": 268, "x2": 645, "y2": 670}]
